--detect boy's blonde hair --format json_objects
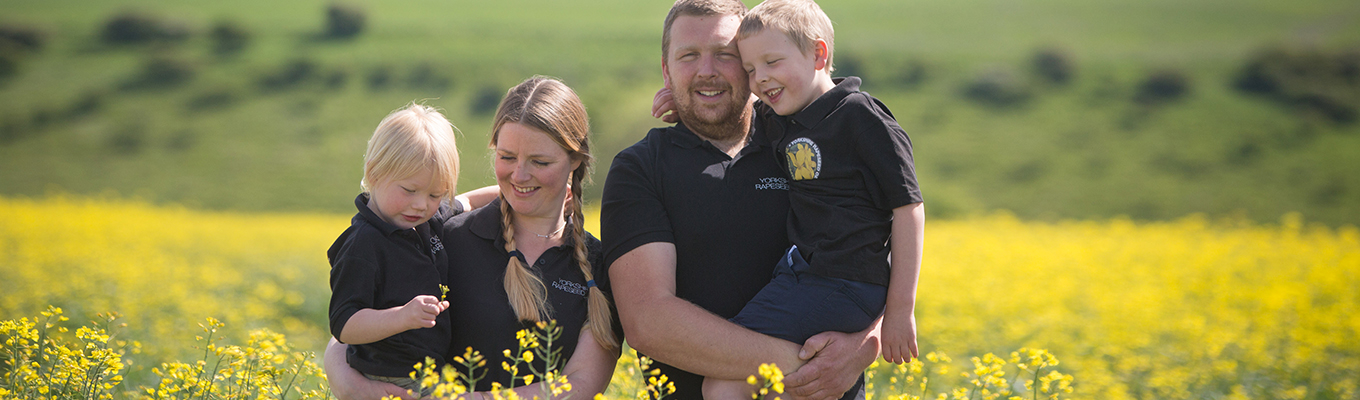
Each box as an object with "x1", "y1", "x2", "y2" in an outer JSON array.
[
  {"x1": 360, "y1": 104, "x2": 460, "y2": 199},
  {"x1": 738, "y1": 0, "x2": 836, "y2": 73}
]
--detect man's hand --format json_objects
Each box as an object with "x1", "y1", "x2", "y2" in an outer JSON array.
[
  {"x1": 324, "y1": 339, "x2": 418, "y2": 400},
  {"x1": 881, "y1": 308, "x2": 918, "y2": 364},
  {"x1": 782, "y1": 326, "x2": 881, "y2": 400}
]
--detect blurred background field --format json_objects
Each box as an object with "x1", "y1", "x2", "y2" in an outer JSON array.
[
  {"x1": 3, "y1": 0, "x2": 1360, "y2": 398},
  {"x1": 3, "y1": 196, "x2": 1357, "y2": 398},
  {"x1": 0, "y1": 0, "x2": 1357, "y2": 224}
]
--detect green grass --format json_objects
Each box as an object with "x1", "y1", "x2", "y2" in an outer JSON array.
[{"x1": 1, "y1": 0, "x2": 1358, "y2": 225}]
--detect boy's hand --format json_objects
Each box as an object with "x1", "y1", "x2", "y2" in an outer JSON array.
[
  {"x1": 880, "y1": 307, "x2": 918, "y2": 364},
  {"x1": 399, "y1": 295, "x2": 449, "y2": 330},
  {"x1": 652, "y1": 87, "x2": 679, "y2": 124}
]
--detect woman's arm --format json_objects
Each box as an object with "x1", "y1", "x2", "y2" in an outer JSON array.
[
  {"x1": 323, "y1": 338, "x2": 416, "y2": 400},
  {"x1": 557, "y1": 327, "x2": 622, "y2": 397},
  {"x1": 469, "y1": 327, "x2": 620, "y2": 400},
  {"x1": 454, "y1": 185, "x2": 500, "y2": 211}
]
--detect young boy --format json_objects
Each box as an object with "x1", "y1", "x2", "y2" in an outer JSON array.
[
  {"x1": 328, "y1": 104, "x2": 463, "y2": 397},
  {"x1": 707, "y1": 0, "x2": 927, "y2": 396}
]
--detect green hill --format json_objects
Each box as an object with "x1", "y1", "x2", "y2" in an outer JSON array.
[{"x1": 1, "y1": 0, "x2": 1357, "y2": 225}]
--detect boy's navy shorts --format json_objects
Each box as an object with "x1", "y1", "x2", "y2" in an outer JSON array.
[{"x1": 730, "y1": 245, "x2": 888, "y2": 345}]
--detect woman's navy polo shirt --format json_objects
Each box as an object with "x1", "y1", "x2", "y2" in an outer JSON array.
[
  {"x1": 328, "y1": 194, "x2": 460, "y2": 378},
  {"x1": 600, "y1": 122, "x2": 792, "y2": 398},
  {"x1": 439, "y1": 198, "x2": 613, "y2": 392}
]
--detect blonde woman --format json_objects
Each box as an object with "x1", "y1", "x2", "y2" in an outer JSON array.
[{"x1": 326, "y1": 76, "x2": 620, "y2": 400}]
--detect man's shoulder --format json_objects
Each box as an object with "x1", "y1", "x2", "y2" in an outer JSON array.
[
  {"x1": 609, "y1": 126, "x2": 685, "y2": 171},
  {"x1": 616, "y1": 126, "x2": 676, "y2": 155}
]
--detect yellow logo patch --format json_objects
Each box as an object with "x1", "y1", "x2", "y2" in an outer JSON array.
[{"x1": 786, "y1": 138, "x2": 821, "y2": 180}]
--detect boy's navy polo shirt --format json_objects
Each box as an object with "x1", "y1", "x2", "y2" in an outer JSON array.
[
  {"x1": 439, "y1": 198, "x2": 615, "y2": 392},
  {"x1": 328, "y1": 194, "x2": 460, "y2": 378},
  {"x1": 762, "y1": 76, "x2": 923, "y2": 287},
  {"x1": 601, "y1": 122, "x2": 791, "y2": 399}
]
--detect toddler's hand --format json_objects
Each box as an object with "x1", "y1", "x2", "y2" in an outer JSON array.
[
  {"x1": 400, "y1": 295, "x2": 449, "y2": 330},
  {"x1": 881, "y1": 308, "x2": 918, "y2": 364},
  {"x1": 652, "y1": 87, "x2": 679, "y2": 123}
]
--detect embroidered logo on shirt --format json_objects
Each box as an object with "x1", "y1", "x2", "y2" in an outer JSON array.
[
  {"x1": 552, "y1": 279, "x2": 588, "y2": 296},
  {"x1": 429, "y1": 236, "x2": 444, "y2": 257},
  {"x1": 786, "y1": 138, "x2": 821, "y2": 180},
  {"x1": 755, "y1": 177, "x2": 789, "y2": 190}
]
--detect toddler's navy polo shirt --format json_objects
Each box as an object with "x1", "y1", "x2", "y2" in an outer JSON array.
[{"x1": 328, "y1": 194, "x2": 457, "y2": 377}]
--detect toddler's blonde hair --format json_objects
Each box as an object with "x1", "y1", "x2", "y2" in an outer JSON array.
[{"x1": 361, "y1": 104, "x2": 460, "y2": 199}]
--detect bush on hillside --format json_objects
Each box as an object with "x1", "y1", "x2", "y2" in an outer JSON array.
[
  {"x1": 1032, "y1": 47, "x2": 1075, "y2": 86},
  {"x1": 101, "y1": 11, "x2": 189, "y2": 45},
  {"x1": 325, "y1": 3, "x2": 366, "y2": 40},
  {"x1": 107, "y1": 123, "x2": 147, "y2": 155},
  {"x1": 258, "y1": 59, "x2": 319, "y2": 90},
  {"x1": 472, "y1": 85, "x2": 505, "y2": 116},
  {"x1": 210, "y1": 20, "x2": 250, "y2": 56},
  {"x1": 961, "y1": 67, "x2": 1033, "y2": 108},
  {"x1": 0, "y1": 52, "x2": 17, "y2": 80},
  {"x1": 1234, "y1": 45, "x2": 1359, "y2": 124},
  {"x1": 892, "y1": 58, "x2": 928, "y2": 90},
  {"x1": 323, "y1": 68, "x2": 348, "y2": 90},
  {"x1": 0, "y1": 23, "x2": 47, "y2": 52},
  {"x1": 408, "y1": 62, "x2": 452, "y2": 92},
  {"x1": 366, "y1": 65, "x2": 394, "y2": 90},
  {"x1": 123, "y1": 55, "x2": 195, "y2": 89},
  {"x1": 834, "y1": 51, "x2": 866, "y2": 80},
  {"x1": 0, "y1": 23, "x2": 46, "y2": 80},
  {"x1": 186, "y1": 88, "x2": 238, "y2": 112},
  {"x1": 1133, "y1": 68, "x2": 1191, "y2": 105},
  {"x1": 68, "y1": 89, "x2": 107, "y2": 117}
]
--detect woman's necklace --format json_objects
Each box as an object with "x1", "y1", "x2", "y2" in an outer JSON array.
[{"x1": 533, "y1": 224, "x2": 566, "y2": 239}]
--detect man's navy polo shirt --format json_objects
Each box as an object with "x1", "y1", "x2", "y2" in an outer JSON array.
[
  {"x1": 601, "y1": 122, "x2": 791, "y2": 398},
  {"x1": 440, "y1": 198, "x2": 613, "y2": 391},
  {"x1": 328, "y1": 194, "x2": 457, "y2": 378},
  {"x1": 762, "y1": 77, "x2": 923, "y2": 287}
]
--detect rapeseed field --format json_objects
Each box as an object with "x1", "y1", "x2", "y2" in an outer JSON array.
[{"x1": 2, "y1": 195, "x2": 1357, "y2": 399}]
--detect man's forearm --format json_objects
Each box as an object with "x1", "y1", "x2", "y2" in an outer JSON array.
[
  {"x1": 324, "y1": 339, "x2": 411, "y2": 400},
  {"x1": 611, "y1": 243, "x2": 805, "y2": 380},
  {"x1": 628, "y1": 294, "x2": 804, "y2": 379}
]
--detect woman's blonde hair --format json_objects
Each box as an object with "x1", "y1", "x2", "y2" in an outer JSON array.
[
  {"x1": 490, "y1": 76, "x2": 618, "y2": 351},
  {"x1": 361, "y1": 103, "x2": 460, "y2": 198}
]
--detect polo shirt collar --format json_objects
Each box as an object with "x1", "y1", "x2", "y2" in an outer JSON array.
[
  {"x1": 791, "y1": 76, "x2": 860, "y2": 128},
  {"x1": 355, "y1": 193, "x2": 414, "y2": 236},
  {"x1": 468, "y1": 197, "x2": 580, "y2": 251},
  {"x1": 667, "y1": 121, "x2": 767, "y2": 156},
  {"x1": 665, "y1": 122, "x2": 705, "y2": 149}
]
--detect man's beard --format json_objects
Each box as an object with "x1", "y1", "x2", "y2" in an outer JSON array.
[{"x1": 674, "y1": 79, "x2": 752, "y2": 143}]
